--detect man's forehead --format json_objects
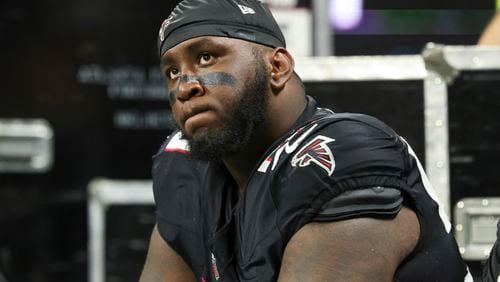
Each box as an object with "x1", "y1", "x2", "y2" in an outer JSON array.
[{"x1": 161, "y1": 36, "x2": 253, "y2": 60}]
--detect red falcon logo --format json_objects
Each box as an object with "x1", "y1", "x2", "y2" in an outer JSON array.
[{"x1": 291, "y1": 135, "x2": 335, "y2": 176}]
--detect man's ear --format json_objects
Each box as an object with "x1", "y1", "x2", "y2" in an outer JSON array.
[{"x1": 268, "y1": 47, "x2": 295, "y2": 92}]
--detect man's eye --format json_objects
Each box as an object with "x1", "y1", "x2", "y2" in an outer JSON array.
[
  {"x1": 168, "y1": 68, "x2": 181, "y2": 80},
  {"x1": 200, "y1": 53, "x2": 212, "y2": 64}
]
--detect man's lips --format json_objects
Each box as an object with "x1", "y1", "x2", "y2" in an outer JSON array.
[
  {"x1": 179, "y1": 102, "x2": 208, "y2": 124},
  {"x1": 185, "y1": 110, "x2": 209, "y2": 124},
  {"x1": 179, "y1": 103, "x2": 212, "y2": 128},
  {"x1": 183, "y1": 110, "x2": 218, "y2": 136}
]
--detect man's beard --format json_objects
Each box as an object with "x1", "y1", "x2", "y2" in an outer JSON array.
[{"x1": 181, "y1": 53, "x2": 269, "y2": 161}]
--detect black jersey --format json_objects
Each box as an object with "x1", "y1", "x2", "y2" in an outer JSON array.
[
  {"x1": 152, "y1": 97, "x2": 470, "y2": 281},
  {"x1": 483, "y1": 221, "x2": 500, "y2": 282}
]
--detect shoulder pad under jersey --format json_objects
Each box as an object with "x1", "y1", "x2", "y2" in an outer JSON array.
[{"x1": 314, "y1": 186, "x2": 403, "y2": 221}]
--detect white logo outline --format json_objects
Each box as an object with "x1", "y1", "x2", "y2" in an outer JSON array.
[
  {"x1": 159, "y1": 15, "x2": 174, "y2": 42},
  {"x1": 238, "y1": 4, "x2": 256, "y2": 14},
  {"x1": 257, "y1": 124, "x2": 318, "y2": 173}
]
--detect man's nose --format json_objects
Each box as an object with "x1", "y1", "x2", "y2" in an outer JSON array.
[{"x1": 176, "y1": 74, "x2": 204, "y2": 102}]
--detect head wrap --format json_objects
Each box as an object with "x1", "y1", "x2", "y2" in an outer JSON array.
[{"x1": 157, "y1": 0, "x2": 286, "y2": 56}]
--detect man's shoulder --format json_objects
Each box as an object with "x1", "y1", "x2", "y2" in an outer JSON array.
[
  {"x1": 252, "y1": 109, "x2": 408, "y2": 212},
  {"x1": 152, "y1": 131, "x2": 209, "y2": 234},
  {"x1": 243, "y1": 112, "x2": 410, "y2": 252},
  {"x1": 257, "y1": 111, "x2": 403, "y2": 177},
  {"x1": 313, "y1": 110, "x2": 398, "y2": 138},
  {"x1": 155, "y1": 130, "x2": 190, "y2": 156},
  {"x1": 152, "y1": 130, "x2": 208, "y2": 196},
  {"x1": 164, "y1": 130, "x2": 190, "y2": 153},
  {"x1": 153, "y1": 130, "x2": 205, "y2": 172}
]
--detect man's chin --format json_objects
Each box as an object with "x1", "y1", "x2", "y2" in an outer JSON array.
[
  {"x1": 180, "y1": 128, "x2": 227, "y2": 161},
  {"x1": 189, "y1": 126, "x2": 210, "y2": 140},
  {"x1": 181, "y1": 126, "x2": 212, "y2": 144}
]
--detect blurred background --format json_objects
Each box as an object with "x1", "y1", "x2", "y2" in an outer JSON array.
[{"x1": 0, "y1": 0, "x2": 499, "y2": 281}]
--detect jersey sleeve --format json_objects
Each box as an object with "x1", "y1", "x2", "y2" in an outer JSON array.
[
  {"x1": 151, "y1": 131, "x2": 207, "y2": 267},
  {"x1": 270, "y1": 114, "x2": 413, "y2": 239},
  {"x1": 483, "y1": 221, "x2": 500, "y2": 282}
]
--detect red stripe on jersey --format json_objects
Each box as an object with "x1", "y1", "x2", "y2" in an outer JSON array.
[{"x1": 165, "y1": 148, "x2": 189, "y2": 154}]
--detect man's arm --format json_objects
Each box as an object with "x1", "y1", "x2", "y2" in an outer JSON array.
[
  {"x1": 278, "y1": 207, "x2": 420, "y2": 282},
  {"x1": 479, "y1": 12, "x2": 500, "y2": 45},
  {"x1": 140, "y1": 225, "x2": 196, "y2": 282}
]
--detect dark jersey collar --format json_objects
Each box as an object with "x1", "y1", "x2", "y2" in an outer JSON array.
[
  {"x1": 293, "y1": 95, "x2": 317, "y2": 127},
  {"x1": 257, "y1": 95, "x2": 323, "y2": 159},
  {"x1": 290, "y1": 95, "x2": 331, "y2": 130}
]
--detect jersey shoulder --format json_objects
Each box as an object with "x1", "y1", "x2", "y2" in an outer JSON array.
[
  {"x1": 152, "y1": 131, "x2": 207, "y2": 232},
  {"x1": 153, "y1": 130, "x2": 190, "y2": 157},
  {"x1": 253, "y1": 113, "x2": 409, "y2": 234},
  {"x1": 258, "y1": 112, "x2": 407, "y2": 182},
  {"x1": 152, "y1": 130, "x2": 202, "y2": 188}
]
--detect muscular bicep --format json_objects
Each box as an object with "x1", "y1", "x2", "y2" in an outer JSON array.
[
  {"x1": 140, "y1": 225, "x2": 196, "y2": 282},
  {"x1": 278, "y1": 207, "x2": 419, "y2": 282}
]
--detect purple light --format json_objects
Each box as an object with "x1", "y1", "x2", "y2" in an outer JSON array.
[{"x1": 328, "y1": 0, "x2": 363, "y2": 31}]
